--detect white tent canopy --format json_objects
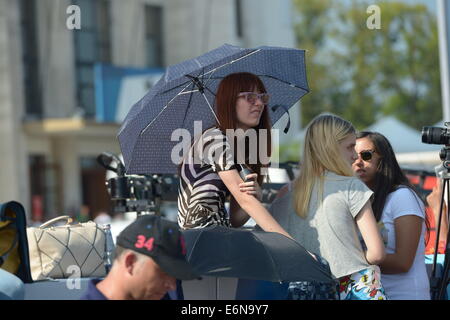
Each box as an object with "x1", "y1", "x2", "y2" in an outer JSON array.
[
  {"x1": 364, "y1": 116, "x2": 440, "y2": 154},
  {"x1": 292, "y1": 115, "x2": 442, "y2": 166}
]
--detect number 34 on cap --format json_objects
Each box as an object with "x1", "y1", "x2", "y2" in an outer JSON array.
[{"x1": 135, "y1": 235, "x2": 154, "y2": 251}]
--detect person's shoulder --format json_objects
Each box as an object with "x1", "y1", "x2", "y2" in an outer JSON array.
[
  {"x1": 389, "y1": 186, "x2": 422, "y2": 204},
  {"x1": 325, "y1": 171, "x2": 363, "y2": 186},
  {"x1": 79, "y1": 278, "x2": 107, "y2": 300},
  {"x1": 325, "y1": 173, "x2": 372, "y2": 201},
  {"x1": 390, "y1": 186, "x2": 417, "y2": 199},
  {"x1": 325, "y1": 171, "x2": 352, "y2": 180},
  {"x1": 386, "y1": 186, "x2": 425, "y2": 216}
]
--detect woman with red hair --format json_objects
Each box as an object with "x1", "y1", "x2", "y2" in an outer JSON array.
[{"x1": 177, "y1": 72, "x2": 291, "y2": 238}]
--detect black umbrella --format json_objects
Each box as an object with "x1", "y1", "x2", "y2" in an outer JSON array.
[{"x1": 182, "y1": 225, "x2": 333, "y2": 283}]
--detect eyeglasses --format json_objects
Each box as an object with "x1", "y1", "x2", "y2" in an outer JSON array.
[
  {"x1": 358, "y1": 150, "x2": 376, "y2": 161},
  {"x1": 237, "y1": 92, "x2": 270, "y2": 105}
]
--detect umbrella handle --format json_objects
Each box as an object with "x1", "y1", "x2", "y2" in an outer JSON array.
[{"x1": 271, "y1": 105, "x2": 290, "y2": 134}]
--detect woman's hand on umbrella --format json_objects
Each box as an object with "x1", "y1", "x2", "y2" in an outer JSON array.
[{"x1": 239, "y1": 173, "x2": 262, "y2": 201}]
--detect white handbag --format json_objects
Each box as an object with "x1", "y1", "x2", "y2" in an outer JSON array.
[{"x1": 27, "y1": 216, "x2": 114, "y2": 281}]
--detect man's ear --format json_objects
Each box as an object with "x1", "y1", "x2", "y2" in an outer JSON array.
[{"x1": 123, "y1": 251, "x2": 138, "y2": 275}]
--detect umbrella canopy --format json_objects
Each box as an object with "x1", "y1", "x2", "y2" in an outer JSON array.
[
  {"x1": 118, "y1": 43, "x2": 309, "y2": 175},
  {"x1": 182, "y1": 225, "x2": 334, "y2": 283}
]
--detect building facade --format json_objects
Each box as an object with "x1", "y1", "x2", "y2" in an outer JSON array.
[{"x1": 0, "y1": 0, "x2": 298, "y2": 223}]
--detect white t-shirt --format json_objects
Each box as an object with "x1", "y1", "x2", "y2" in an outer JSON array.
[{"x1": 379, "y1": 187, "x2": 430, "y2": 300}]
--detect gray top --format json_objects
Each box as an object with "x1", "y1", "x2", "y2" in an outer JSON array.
[{"x1": 268, "y1": 171, "x2": 373, "y2": 278}]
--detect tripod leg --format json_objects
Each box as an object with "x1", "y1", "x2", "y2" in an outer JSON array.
[
  {"x1": 438, "y1": 241, "x2": 450, "y2": 299},
  {"x1": 431, "y1": 179, "x2": 448, "y2": 299},
  {"x1": 437, "y1": 181, "x2": 450, "y2": 300}
]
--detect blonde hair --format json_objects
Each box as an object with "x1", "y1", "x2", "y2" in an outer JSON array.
[{"x1": 293, "y1": 114, "x2": 355, "y2": 218}]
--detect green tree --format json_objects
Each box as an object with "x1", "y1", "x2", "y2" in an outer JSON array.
[
  {"x1": 292, "y1": 0, "x2": 337, "y2": 127},
  {"x1": 293, "y1": 0, "x2": 442, "y2": 130}
]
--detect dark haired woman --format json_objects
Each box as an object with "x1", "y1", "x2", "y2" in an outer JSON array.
[
  {"x1": 352, "y1": 131, "x2": 430, "y2": 300},
  {"x1": 177, "y1": 72, "x2": 292, "y2": 238}
]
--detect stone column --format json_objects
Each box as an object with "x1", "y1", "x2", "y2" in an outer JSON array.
[{"x1": 0, "y1": 0, "x2": 30, "y2": 214}]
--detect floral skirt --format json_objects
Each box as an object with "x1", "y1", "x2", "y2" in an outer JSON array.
[{"x1": 338, "y1": 266, "x2": 387, "y2": 300}]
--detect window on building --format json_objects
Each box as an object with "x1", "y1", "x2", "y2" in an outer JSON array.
[
  {"x1": 28, "y1": 155, "x2": 61, "y2": 223},
  {"x1": 235, "y1": 0, "x2": 243, "y2": 38},
  {"x1": 20, "y1": 0, "x2": 42, "y2": 119},
  {"x1": 73, "y1": 0, "x2": 111, "y2": 118},
  {"x1": 80, "y1": 156, "x2": 111, "y2": 219},
  {"x1": 145, "y1": 5, "x2": 164, "y2": 67}
]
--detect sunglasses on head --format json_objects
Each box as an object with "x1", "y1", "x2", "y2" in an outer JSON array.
[
  {"x1": 237, "y1": 92, "x2": 270, "y2": 105},
  {"x1": 358, "y1": 150, "x2": 376, "y2": 161}
]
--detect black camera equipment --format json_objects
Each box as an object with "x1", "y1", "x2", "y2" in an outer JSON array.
[
  {"x1": 422, "y1": 123, "x2": 450, "y2": 169},
  {"x1": 422, "y1": 123, "x2": 450, "y2": 300},
  {"x1": 96, "y1": 152, "x2": 179, "y2": 216}
]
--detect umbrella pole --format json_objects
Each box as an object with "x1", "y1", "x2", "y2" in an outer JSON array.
[
  {"x1": 200, "y1": 91, "x2": 221, "y2": 126},
  {"x1": 185, "y1": 74, "x2": 221, "y2": 126}
]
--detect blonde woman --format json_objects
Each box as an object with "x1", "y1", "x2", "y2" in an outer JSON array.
[{"x1": 269, "y1": 114, "x2": 386, "y2": 300}]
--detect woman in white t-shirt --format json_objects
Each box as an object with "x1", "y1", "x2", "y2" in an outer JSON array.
[{"x1": 352, "y1": 131, "x2": 431, "y2": 300}]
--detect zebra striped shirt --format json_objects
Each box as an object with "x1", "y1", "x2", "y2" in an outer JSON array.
[{"x1": 178, "y1": 127, "x2": 237, "y2": 229}]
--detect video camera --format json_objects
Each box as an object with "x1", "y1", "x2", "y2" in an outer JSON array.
[
  {"x1": 422, "y1": 122, "x2": 450, "y2": 169},
  {"x1": 96, "y1": 152, "x2": 179, "y2": 215},
  {"x1": 422, "y1": 123, "x2": 450, "y2": 145}
]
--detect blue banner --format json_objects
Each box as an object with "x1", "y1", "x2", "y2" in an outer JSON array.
[{"x1": 94, "y1": 63, "x2": 164, "y2": 123}]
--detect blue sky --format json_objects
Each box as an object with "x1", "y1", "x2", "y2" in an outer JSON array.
[
  {"x1": 404, "y1": 0, "x2": 436, "y2": 12},
  {"x1": 347, "y1": 0, "x2": 436, "y2": 12}
]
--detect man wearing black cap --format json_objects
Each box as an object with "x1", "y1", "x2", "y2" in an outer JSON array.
[{"x1": 80, "y1": 215, "x2": 198, "y2": 300}]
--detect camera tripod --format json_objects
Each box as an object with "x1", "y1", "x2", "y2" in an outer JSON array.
[{"x1": 430, "y1": 162, "x2": 450, "y2": 300}]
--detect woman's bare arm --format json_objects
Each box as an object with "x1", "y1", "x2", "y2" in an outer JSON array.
[
  {"x1": 356, "y1": 200, "x2": 386, "y2": 265},
  {"x1": 218, "y1": 169, "x2": 292, "y2": 239},
  {"x1": 379, "y1": 215, "x2": 423, "y2": 274}
]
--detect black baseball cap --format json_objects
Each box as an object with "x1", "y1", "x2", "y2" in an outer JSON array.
[{"x1": 116, "y1": 215, "x2": 198, "y2": 280}]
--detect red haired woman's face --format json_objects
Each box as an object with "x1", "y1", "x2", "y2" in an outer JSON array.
[{"x1": 235, "y1": 88, "x2": 266, "y2": 130}]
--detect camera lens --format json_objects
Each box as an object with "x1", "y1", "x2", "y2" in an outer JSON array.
[
  {"x1": 422, "y1": 126, "x2": 448, "y2": 145},
  {"x1": 108, "y1": 176, "x2": 131, "y2": 199}
]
